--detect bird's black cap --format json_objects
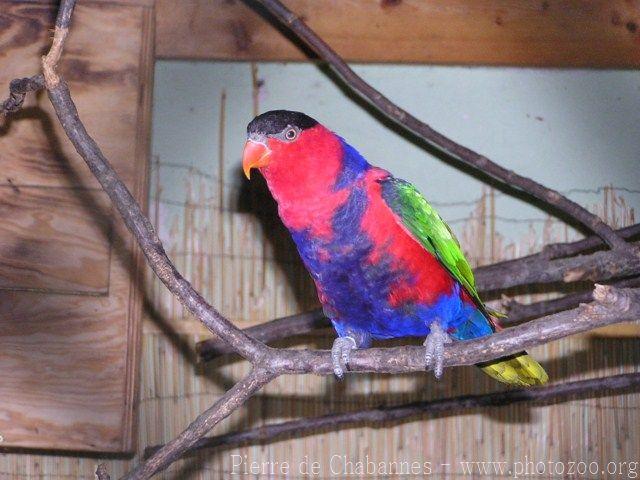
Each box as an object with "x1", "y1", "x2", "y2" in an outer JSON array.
[{"x1": 247, "y1": 110, "x2": 318, "y2": 136}]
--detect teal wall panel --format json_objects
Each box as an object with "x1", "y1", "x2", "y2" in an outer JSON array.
[{"x1": 152, "y1": 61, "x2": 638, "y2": 246}]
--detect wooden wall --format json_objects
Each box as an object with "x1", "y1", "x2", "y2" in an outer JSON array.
[
  {"x1": 0, "y1": 0, "x2": 154, "y2": 453},
  {"x1": 156, "y1": 0, "x2": 640, "y2": 67}
]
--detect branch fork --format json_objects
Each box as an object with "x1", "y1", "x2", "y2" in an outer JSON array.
[{"x1": 42, "y1": 27, "x2": 68, "y2": 89}]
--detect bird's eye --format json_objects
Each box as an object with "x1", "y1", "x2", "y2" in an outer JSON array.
[{"x1": 284, "y1": 127, "x2": 298, "y2": 141}]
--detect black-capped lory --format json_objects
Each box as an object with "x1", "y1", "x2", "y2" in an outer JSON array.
[{"x1": 242, "y1": 110, "x2": 548, "y2": 386}]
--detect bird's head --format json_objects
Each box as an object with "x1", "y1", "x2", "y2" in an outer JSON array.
[{"x1": 242, "y1": 110, "x2": 338, "y2": 183}]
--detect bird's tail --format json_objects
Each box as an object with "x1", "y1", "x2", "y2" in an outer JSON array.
[
  {"x1": 454, "y1": 307, "x2": 548, "y2": 386},
  {"x1": 478, "y1": 352, "x2": 548, "y2": 387}
]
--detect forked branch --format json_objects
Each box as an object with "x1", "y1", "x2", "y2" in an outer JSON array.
[{"x1": 42, "y1": 72, "x2": 640, "y2": 473}]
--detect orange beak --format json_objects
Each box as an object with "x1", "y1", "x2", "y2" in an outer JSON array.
[{"x1": 242, "y1": 140, "x2": 271, "y2": 179}]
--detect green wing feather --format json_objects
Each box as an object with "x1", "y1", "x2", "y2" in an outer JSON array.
[{"x1": 380, "y1": 176, "x2": 482, "y2": 308}]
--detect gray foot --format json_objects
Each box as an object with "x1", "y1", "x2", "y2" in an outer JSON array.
[
  {"x1": 331, "y1": 336, "x2": 357, "y2": 379},
  {"x1": 423, "y1": 322, "x2": 452, "y2": 379}
]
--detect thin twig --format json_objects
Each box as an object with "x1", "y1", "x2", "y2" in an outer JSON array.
[
  {"x1": 144, "y1": 372, "x2": 640, "y2": 457},
  {"x1": 255, "y1": 0, "x2": 632, "y2": 253},
  {"x1": 95, "y1": 464, "x2": 111, "y2": 480},
  {"x1": 1, "y1": 75, "x2": 44, "y2": 115},
  {"x1": 541, "y1": 223, "x2": 640, "y2": 259},
  {"x1": 123, "y1": 368, "x2": 277, "y2": 480}
]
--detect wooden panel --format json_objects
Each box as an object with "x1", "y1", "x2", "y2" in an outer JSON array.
[
  {"x1": 0, "y1": 2, "x2": 143, "y2": 188},
  {"x1": 0, "y1": 186, "x2": 111, "y2": 295},
  {"x1": 156, "y1": 0, "x2": 640, "y2": 67},
  {"x1": 0, "y1": 0, "x2": 154, "y2": 452},
  {"x1": 0, "y1": 283, "x2": 131, "y2": 450}
]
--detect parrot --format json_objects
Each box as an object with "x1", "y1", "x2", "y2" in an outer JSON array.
[{"x1": 241, "y1": 110, "x2": 548, "y2": 386}]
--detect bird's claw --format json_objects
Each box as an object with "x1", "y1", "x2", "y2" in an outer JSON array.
[
  {"x1": 331, "y1": 336, "x2": 357, "y2": 379},
  {"x1": 423, "y1": 322, "x2": 452, "y2": 379}
]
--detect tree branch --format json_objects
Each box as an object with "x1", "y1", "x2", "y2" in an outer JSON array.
[
  {"x1": 501, "y1": 276, "x2": 640, "y2": 326},
  {"x1": 144, "y1": 372, "x2": 640, "y2": 457},
  {"x1": 1, "y1": 75, "x2": 44, "y2": 115},
  {"x1": 199, "y1": 274, "x2": 640, "y2": 364},
  {"x1": 44, "y1": 80, "x2": 268, "y2": 362},
  {"x1": 95, "y1": 464, "x2": 111, "y2": 480},
  {"x1": 40, "y1": 0, "x2": 76, "y2": 89},
  {"x1": 197, "y1": 308, "x2": 328, "y2": 360},
  {"x1": 541, "y1": 223, "x2": 640, "y2": 259},
  {"x1": 271, "y1": 286, "x2": 640, "y2": 375},
  {"x1": 123, "y1": 368, "x2": 277, "y2": 480},
  {"x1": 0, "y1": 0, "x2": 74, "y2": 113},
  {"x1": 254, "y1": 0, "x2": 632, "y2": 253},
  {"x1": 475, "y1": 241, "x2": 639, "y2": 293}
]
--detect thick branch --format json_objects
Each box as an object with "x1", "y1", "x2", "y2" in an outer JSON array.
[
  {"x1": 204, "y1": 280, "x2": 636, "y2": 365},
  {"x1": 272, "y1": 286, "x2": 640, "y2": 375},
  {"x1": 144, "y1": 372, "x2": 640, "y2": 456},
  {"x1": 502, "y1": 276, "x2": 640, "y2": 326},
  {"x1": 475, "y1": 241, "x2": 639, "y2": 293},
  {"x1": 255, "y1": 0, "x2": 630, "y2": 252},
  {"x1": 124, "y1": 368, "x2": 276, "y2": 480},
  {"x1": 199, "y1": 274, "x2": 640, "y2": 362}
]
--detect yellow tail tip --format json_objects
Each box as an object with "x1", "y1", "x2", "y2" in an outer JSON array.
[{"x1": 479, "y1": 352, "x2": 548, "y2": 387}]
